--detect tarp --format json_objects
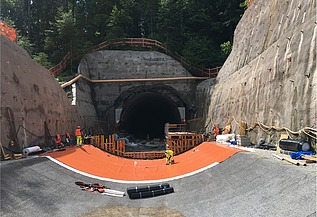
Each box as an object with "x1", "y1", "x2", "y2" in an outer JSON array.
[{"x1": 40, "y1": 142, "x2": 246, "y2": 183}]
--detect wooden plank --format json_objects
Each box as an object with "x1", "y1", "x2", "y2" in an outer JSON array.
[
  {"x1": 302, "y1": 155, "x2": 317, "y2": 162},
  {"x1": 0, "y1": 142, "x2": 11, "y2": 160},
  {"x1": 306, "y1": 160, "x2": 316, "y2": 164},
  {"x1": 273, "y1": 154, "x2": 307, "y2": 166},
  {"x1": 283, "y1": 156, "x2": 307, "y2": 166}
]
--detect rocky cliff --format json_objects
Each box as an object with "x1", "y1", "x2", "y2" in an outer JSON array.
[{"x1": 199, "y1": 0, "x2": 316, "y2": 145}]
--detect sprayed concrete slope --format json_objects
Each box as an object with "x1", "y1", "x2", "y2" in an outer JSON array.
[
  {"x1": 198, "y1": 0, "x2": 316, "y2": 144},
  {"x1": 0, "y1": 143, "x2": 316, "y2": 217}
]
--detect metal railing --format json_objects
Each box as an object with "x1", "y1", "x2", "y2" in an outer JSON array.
[{"x1": 49, "y1": 38, "x2": 221, "y2": 78}]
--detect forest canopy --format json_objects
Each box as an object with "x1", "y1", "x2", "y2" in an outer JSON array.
[{"x1": 1, "y1": 0, "x2": 248, "y2": 72}]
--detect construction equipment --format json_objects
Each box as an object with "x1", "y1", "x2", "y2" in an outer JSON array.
[
  {"x1": 0, "y1": 142, "x2": 11, "y2": 160},
  {"x1": 0, "y1": 141, "x2": 24, "y2": 160}
]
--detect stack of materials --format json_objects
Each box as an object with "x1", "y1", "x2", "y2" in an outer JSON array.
[
  {"x1": 127, "y1": 183, "x2": 174, "y2": 199},
  {"x1": 279, "y1": 139, "x2": 311, "y2": 152},
  {"x1": 274, "y1": 139, "x2": 315, "y2": 166}
]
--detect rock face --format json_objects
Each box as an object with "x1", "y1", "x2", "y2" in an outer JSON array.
[
  {"x1": 199, "y1": 0, "x2": 316, "y2": 145},
  {"x1": 0, "y1": 36, "x2": 77, "y2": 152}
]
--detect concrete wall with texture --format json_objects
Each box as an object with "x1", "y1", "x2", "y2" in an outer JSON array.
[{"x1": 198, "y1": 0, "x2": 316, "y2": 145}]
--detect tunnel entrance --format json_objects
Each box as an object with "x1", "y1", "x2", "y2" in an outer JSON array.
[{"x1": 119, "y1": 92, "x2": 181, "y2": 140}]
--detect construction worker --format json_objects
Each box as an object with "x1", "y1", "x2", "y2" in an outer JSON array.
[
  {"x1": 65, "y1": 132, "x2": 72, "y2": 146},
  {"x1": 223, "y1": 124, "x2": 231, "y2": 134},
  {"x1": 53, "y1": 134, "x2": 64, "y2": 148},
  {"x1": 75, "y1": 125, "x2": 82, "y2": 147},
  {"x1": 165, "y1": 146, "x2": 174, "y2": 165},
  {"x1": 213, "y1": 124, "x2": 220, "y2": 140}
]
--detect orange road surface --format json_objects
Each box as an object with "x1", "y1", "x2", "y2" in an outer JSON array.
[{"x1": 41, "y1": 142, "x2": 245, "y2": 183}]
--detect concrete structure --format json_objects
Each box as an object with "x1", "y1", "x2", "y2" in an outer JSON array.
[
  {"x1": 0, "y1": 0, "x2": 316, "y2": 215},
  {"x1": 76, "y1": 50, "x2": 200, "y2": 139},
  {"x1": 1, "y1": 0, "x2": 315, "y2": 152}
]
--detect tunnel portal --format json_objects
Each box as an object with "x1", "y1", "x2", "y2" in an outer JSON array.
[{"x1": 119, "y1": 92, "x2": 181, "y2": 140}]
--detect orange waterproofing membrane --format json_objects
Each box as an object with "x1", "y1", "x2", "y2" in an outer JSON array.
[
  {"x1": 0, "y1": 21, "x2": 17, "y2": 43},
  {"x1": 41, "y1": 142, "x2": 245, "y2": 183}
]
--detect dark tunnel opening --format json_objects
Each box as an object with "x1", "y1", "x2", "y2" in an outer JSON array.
[{"x1": 119, "y1": 92, "x2": 181, "y2": 140}]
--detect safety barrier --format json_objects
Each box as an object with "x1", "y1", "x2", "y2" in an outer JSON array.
[
  {"x1": 49, "y1": 52, "x2": 72, "y2": 76},
  {"x1": 92, "y1": 132, "x2": 203, "y2": 159}
]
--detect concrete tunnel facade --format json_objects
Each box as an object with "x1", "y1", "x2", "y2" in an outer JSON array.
[
  {"x1": 115, "y1": 85, "x2": 184, "y2": 139},
  {"x1": 75, "y1": 50, "x2": 200, "y2": 139}
]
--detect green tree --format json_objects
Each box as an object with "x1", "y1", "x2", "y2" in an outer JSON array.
[
  {"x1": 156, "y1": 0, "x2": 187, "y2": 53},
  {"x1": 138, "y1": 0, "x2": 160, "y2": 37},
  {"x1": 17, "y1": 34, "x2": 34, "y2": 55},
  {"x1": 182, "y1": 36, "x2": 223, "y2": 68},
  {"x1": 106, "y1": 4, "x2": 133, "y2": 38},
  {"x1": 44, "y1": 8, "x2": 80, "y2": 64},
  {"x1": 106, "y1": 0, "x2": 143, "y2": 39},
  {"x1": 75, "y1": 0, "x2": 116, "y2": 45},
  {"x1": 220, "y1": 41, "x2": 232, "y2": 56},
  {"x1": 33, "y1": 52, "x2": 53, "y2": 69},
  {"x1": 1, "y1": 0, "x2": 246, "y2": 72}
]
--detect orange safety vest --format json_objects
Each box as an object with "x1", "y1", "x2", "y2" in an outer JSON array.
[
  {"x1": 66, "y1": 132, "x2": 70, "y2": 138},
  {"x1": 54, "y1": 134, "x2": 62, "y2": 143},
  {"x1": 75, "y1": 128, "x2": 82, "y2": 136},
  {"x1": 213, "y1": 126, "x2": 220, "y2": 137}
]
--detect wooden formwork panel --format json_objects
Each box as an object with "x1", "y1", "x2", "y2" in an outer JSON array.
[
  {"x1": 100, "y1": 135, "x2": 105, "y2": 150},
  {"x1": 167, "y1": 133, "x2": 203, "y2": 155},
  {"x1": 92, "y1": 136, "x2": 99, "y2": 148},
  {"x1": 124, "y1": 152, "x2": 165, "y2": 159},
  {"x1": 92, "y1": 133, "x2": 202, "y2": 159}
]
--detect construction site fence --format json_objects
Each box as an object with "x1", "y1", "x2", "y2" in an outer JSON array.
[{"x1": 92, "y1": 133, "x2": 203, "y2": 160}]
